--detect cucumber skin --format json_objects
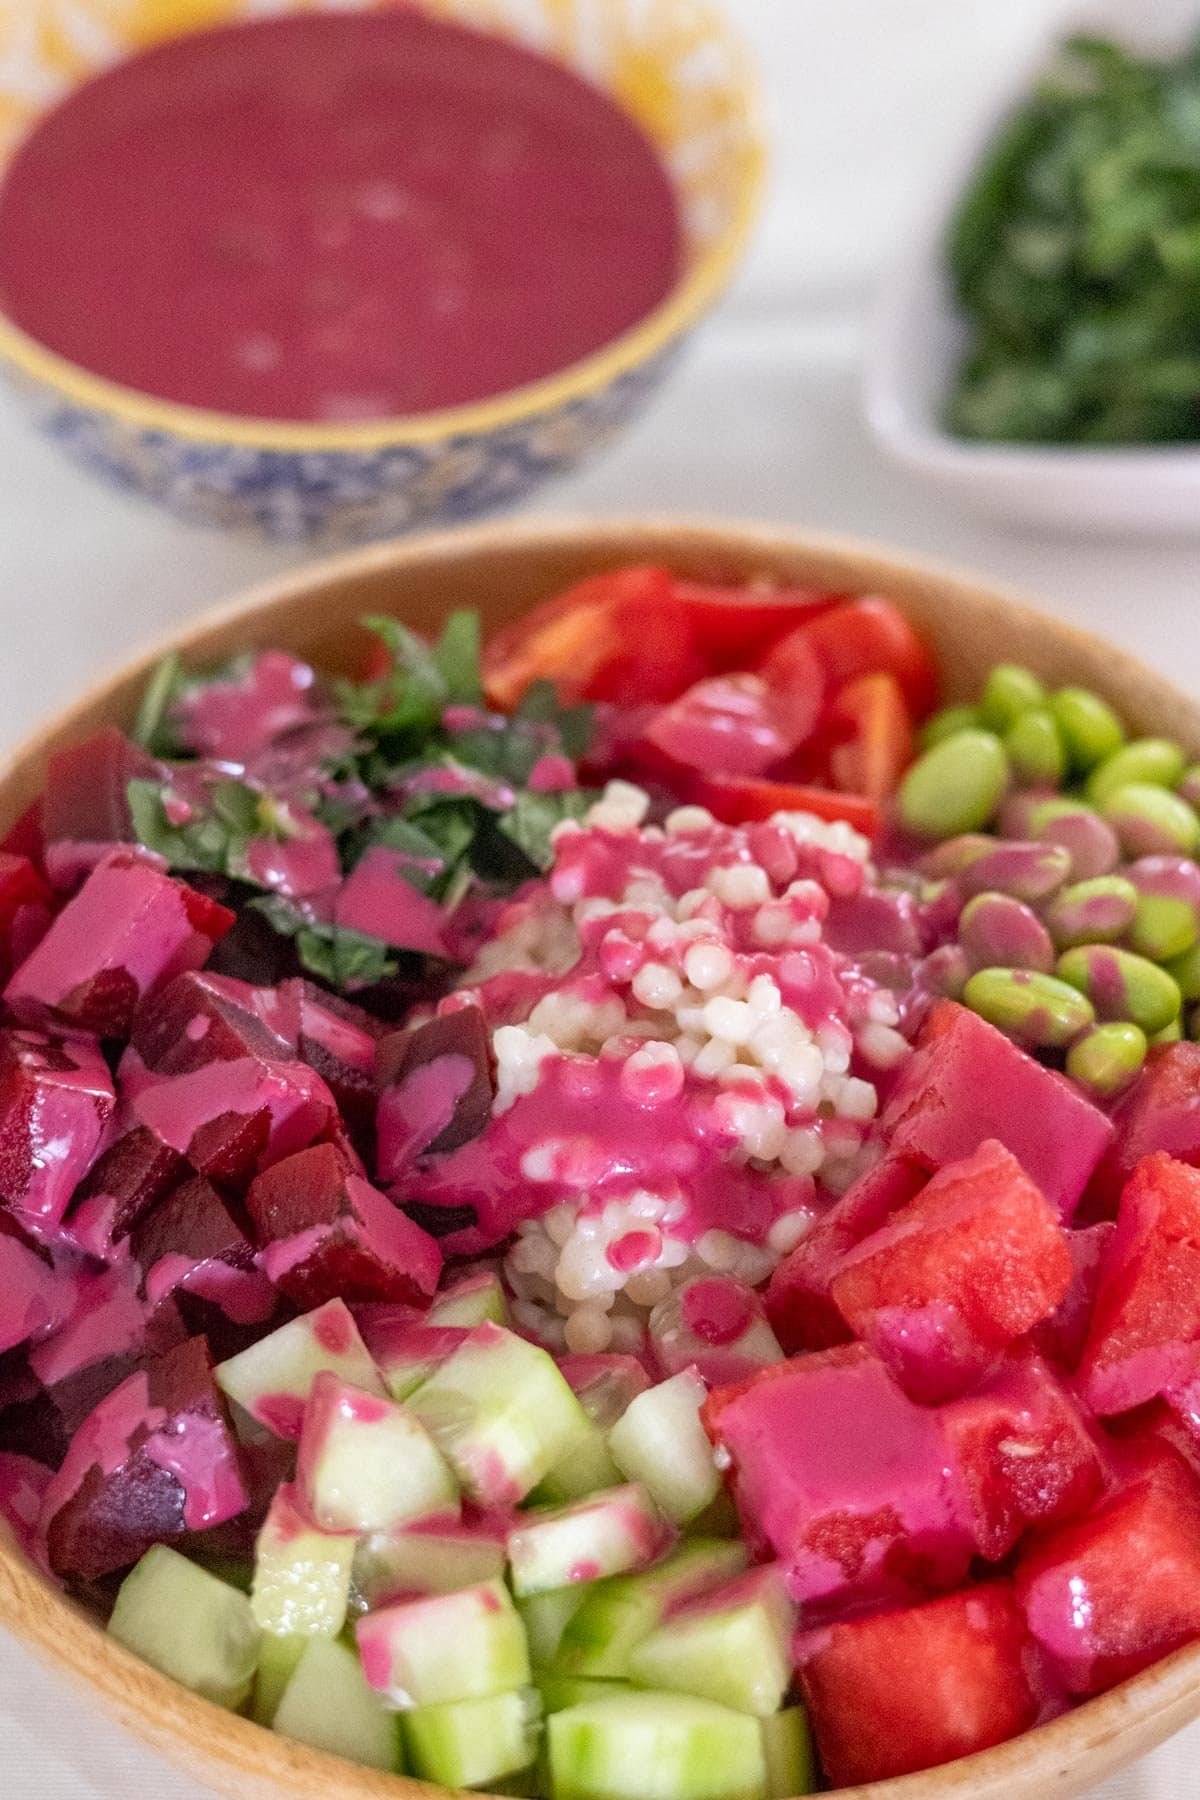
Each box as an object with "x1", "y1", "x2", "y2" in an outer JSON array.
[
  {"x1": 628, "y1": 1572, "x2": 796, "y2": 1716},
  {"x1": 547, "y1": 1692, "x2": 767, "y2": 1800},
  {"x1": 356, "y1": 1578, "x2": 532, "y2": 1708},
  {"x1": 402, "y1": 1688, "x2": 541, "y2": 1788},
  {"x1": 272, "y1": 1636, "x2": 401, "y2": 1771},
  {"x1": 761, "y1": 1708, "x2": 814, "y2": 1799},
  {"x1": 253, "y1": 1632, "x2": 308, "y2": 1726},
  {"x1": 519, "y1": 1587, "x2": 588, "y2": 1667},
  {"x1": 555, "y1": 1542, "x2": 748, "y2": 1679},
  {"x1": 108, "y1": 1547, "x2": 261, "y2": 1711}
]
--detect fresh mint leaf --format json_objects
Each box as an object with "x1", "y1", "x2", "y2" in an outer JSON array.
[
  {"x1": 498, "y1": 789, "x2": 589, "y2": 872},
  {"x1": 517, "y1": 680, "x2": 594, "y2": 761},
  {"x1": 127, "y1": 779, "x2": 230, "y2": 872},
  {"x1": 132, "y1": 652, "x2": 185, "y2": 755},
  {"x1": 296, "y1": 926, "x2": 399, "y2": 989},
  {"x1": 433, "y1": 611, "x2": 482, "y2": 702}
]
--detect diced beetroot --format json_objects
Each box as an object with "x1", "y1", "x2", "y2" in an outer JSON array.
[
  {"x1": 40, "y1": 727, "x2": 160, "y2": 890},
  {"x1": 1016, "y1": 1444, "x2": 1200, "y2": 1696},
  {"x1": 796, "y1": 1582, "x2": 1040, "y2": 1785},
  {"x1": 1034, "y1": 1223, "x2": 1115, "y2": 1372},
  {"x1": 1091, "y1": 1044, "x2": 1200, "y2": 1213},
  {"x1": 765, "y1": 1158, "x2": 926, "y2": 1353},
  {"x1": 28, "y1": 1263, "x2": 150, "y2": 1390},
  {"x1": 132, "y1": 1175, "x2": 278, "y2": 1340},
  {"x1": 38, "y1": 1335, "x2": 248, "y2": 1580},
  {"x1": 0, "y1": 1220, "x2": 68, "y2": 1355},
  {"x1": 0, "y1": 1028, "x2": 114, "y2": 1227},
  {"x1": 69, "y1": 1123, "x2": 186, "y2": 1242},
  {"x1": 939, "y1": 1353, "x2": 1104, "y2": 1560},
  {"x1": 248, "y1": 1142, "x2": 442, "y2": 1309},
  {"x1": 5, "y1": 853, "x2": 233, "y2": 1037},
  {"x1": 880, "y1": 1001, "x2": 1113, "y2": 1220},
  {"x1": 703, "y1": 1346, "x2": 973, "y2": 1610},
  {"x1": 130, "y1": 1051, "x2": 339, "y2": 1186},
  {"x1": 0, "y1": 852, "x2": 53, "y2": 980},
  {"x1": 0, "y1": 1375, "x2": 68, "y2": 1469},
  {"x1": 283, "y1": 978, "x2": 381, "y2": 1146},
  {"x1": 829, "y1": 1141, "x2": 1072, "y2": 1402},
  {"x1": 334, "y1": 846, "x2": 450, "y2": 957},
  {"x1": 0, "y1": 1450, "x2": 53, "y2": 1561},
  {"x1": 1078, "y1": 1153, "x2": 1200, "y2": 1415},
  {"x1": 132, "y1": 969, "x2": 293, "y2": 1074},
  {"x1": 376, "y1": 1005, "x2": 495, "y2": 1180},
  {"x1": 172, "y1": 649, "x2": 325, "y2": 764}
]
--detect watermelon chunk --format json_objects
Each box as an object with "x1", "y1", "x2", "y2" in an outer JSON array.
[
  {"x1": 1016, "y1": 1444, "x2": 1200, "y2": 1696},
  {"x1": 765, "y1": 1158, "x2": 926, "y2": 1354},
  {"x1": 1078, "y1": 1153, "x2": 1200, "y2": 1415},
  {"x1": 1034, "y1": 1223, "x2": 1115, "y2": 1372},
  {"x1": 796, "y1": 1582, "x2": 1040, "y2": 1786},
  {"x1": 1090, "y1": 1043, "x2": 1200, "y2": 1212},
  {"x1": 829, "y1": 1141, "x2": 1072, "y2": 1402},
  {"x1": 880, "y1": 1001, "x2": 1113, "y2": 1219},
  {"x1": 0, "y1": 1027, "x2": 114, "y2": 1226},
  {"x1": 703, "y1": 1346, "x2": 973, "y2": 1610}
]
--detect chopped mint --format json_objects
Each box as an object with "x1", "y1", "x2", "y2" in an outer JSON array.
[
  {"x1": 499, "y1": 790, "x2": 588, "y2": 873},
  {"x1": 131, "y1": 652, "x2": 185, "y2": 755}
]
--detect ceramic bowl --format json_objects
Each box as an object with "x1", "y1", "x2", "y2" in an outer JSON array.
[
  {"x1": 863, "y1": 0, "x2": 1200, "y2": 537},
  {"x1": 0, "y1": 1, "x2": 764, "y2": 543},
  {"x1": 3, "y1": 515, "x2": 1200, "y2": 1798}
]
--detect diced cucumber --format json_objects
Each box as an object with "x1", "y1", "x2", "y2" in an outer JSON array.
[
  {"x1": 608, "y1": 1370, "x2": 720, "y2": 1525},
  {"x1": 251, "y1": 1484, "x2": 355, "y2": 1636},
  {"x1": 402, "y1": 1688, "x2": 541, "y2": 1788},
  {"x1": 629, "y1": 1570, "x2": 796, "y2": 1716},
  {"x1": 371, "y1": 1324, "x2": 468, "y2": 1402},
  {"x1": 556, "y1": 1540, "x2": 748, "y2": 1679},
  {"x1": 427, "y1": 1271, "x2": 509, "y2": 1328},
  {"x1": 536, "y1": 1424, "x2": 623, "y2": 1505},
  {"x1": 108, "y1": 1547, "x2": 261, "y2": 1711},
  {"x1": 536, "y1": 1359, "x2": 645, "y2": 1504},
  {"x1": 518, "y1": 1588, "x2": 588, "y2": 1667},
  {"x1": 538, "y1": 1674, "x2": 629, "y2": 1715},
  {"x1": 253, "y1": 1632, "x2": 308, "y2": 1726},
  {"x1": 353, "y1": 1521, "x2": 507, "y2": 1608},
  {"x1": 216, "y1": 1299, "x2": 383, "y2": 1438},
  {"x1": 356, "y1": 1578, "x2": 531, "y2": 1708},
  {"x1": 760, "y1": 1708, "x2": 813, "y2": 1799},
  {"x1": 547, "y1": 1691, "x2": 767, "y2": 1800},
  {"x1": 273, "y1": 1635, "x2": 402, "y2": 1771},
  {"x1": 685, "y1": 1487, "x2": 741, "y2": 1541},
  {"x1": 407, "y1": 1324, "x2": 591, "y2": 1506},
  {"x1": 508, "y1": 1484, "x2": 665, "y2": 1598},
  {"x1": 297, "y1": 1373, "x2": 458, "y2": 1533}
]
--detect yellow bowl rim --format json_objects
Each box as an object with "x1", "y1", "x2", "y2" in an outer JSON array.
[{"x1": 0, "y1": 2, "x2": 767, "y2": 454}]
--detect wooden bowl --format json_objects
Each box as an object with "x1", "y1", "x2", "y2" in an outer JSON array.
[{"x1": 2, "y1": 516, "x2": 1199, "y2": 1800}]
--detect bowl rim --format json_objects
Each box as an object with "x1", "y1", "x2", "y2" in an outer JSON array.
[
  {"x1": 4, "y1": 513, "x2": 1200, "y2": 1800},
  {"x1": 0, "y1": 3, "x2": 766, "y2": 454}
]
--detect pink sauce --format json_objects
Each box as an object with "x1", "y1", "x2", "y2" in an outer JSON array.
[{"x1": 0, "y1": 12, "x2": 682, "y2": 423}]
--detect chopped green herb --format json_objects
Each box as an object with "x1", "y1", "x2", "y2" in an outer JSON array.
[{"x1": 131, "y1": 652, "x2": 185, "y2": 755}]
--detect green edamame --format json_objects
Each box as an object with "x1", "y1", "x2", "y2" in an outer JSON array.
[
  {"x1": 1125, "y1": 857, "x2": 1200, "y2": 964},
  {"x1": 980, "y1": 664, "x2": 1046, "y2": 731},
  {"x1": 1026, "y1": 797, "x2": 1120, "y2": 881},
  {"x1": 963, "y1": 967, "x2": 1094, "y2": 1049},
  {"x1": 898, "y1": 729, "x2": 1008, "y2": 840},
  {"x1": 920, "y1": 704, "x2": 982, "y2": 751},
  {"x1": 958, "y1": 891, "x2": 1055, "y2": 973},
  {"x1": 1164, "y1": 941, "x2": 1200, "y2": 1002},
  {"x1": 1049, "y1": 687, "x2": 1125, "y2": 772},
  {"x1": 1100, "y1": 783, "x2": 1200, "y2": 858},
  {"x1": 1149, "y1": 1018, "x2": 1184, "y2": 1045},
  {"x1": 1085, "y1": 738, "x2": 1187, "y2": 806},
  {"x1": 1065, "y1": 1022, "x2": 1147, "y2": 1098},
  {"x1": 1055, "y1": 944, "x2": 1182, "y2": 1035},
  {"x1": 1003, "y1": 708, "x2": 1065, "y2": 787},
  {"x1": 1177, "y1": 764, "x2": 1200, "y2": 811},
  {"x1": 1044, "y1": 875, "x2": 1139, "y2": 950}
]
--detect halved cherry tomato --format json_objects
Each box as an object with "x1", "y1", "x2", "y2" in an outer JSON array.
[
  {"x1": 750, "y1": 627, "x2": 826, "y2": 747},
  {"x1": 763, "y1": 598, "x2": 939, "y2": 719},
  {"x1": 691, "y1": 774, "x2": 880, "y2": 838},
  {"x1": 640, "y1": 674, "x2": 809, "y2": 779},
  {"x1": 669, "y1": 580, "x2": 843, "y2": 666},
  {"x1": 827, "y1": 673, "x2": 914, "y2": 803}
]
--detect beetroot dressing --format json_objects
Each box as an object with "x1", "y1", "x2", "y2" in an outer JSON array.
[{"x1": 0, "y1": 11, "x2": 682, "y2": 423}]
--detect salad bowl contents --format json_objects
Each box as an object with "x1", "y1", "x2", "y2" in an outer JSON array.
[{"x1": 6, "y1": 520, "x2": 1200, "y2": 1800}]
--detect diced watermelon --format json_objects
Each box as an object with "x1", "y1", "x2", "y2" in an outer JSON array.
[
  {"x1": 880, "y1": 1001, "x2": 1113, "y2": 1220},
  {"x1": 1016, "y1": 1444, "x2": 1200, "y2": 1696},
  {"x1": 938, "y1": 1353, "x2": 1104, "y2": 1560},
  {"x1": 796, "y1": 1582, "x2": 1040, "y2": 1786},
  {"x1": 829, "y1": 1141, "x2": 1072, "y2": 1402},
  {"x1": 765, "y1": 1158, "x2": 926, "y2": 1354},
  {"x1": 1090, "y1": 1044, "x2": 1200, "y2": 1212},
  {"x1": 0, "y1": 853, "x2": 53, "y2": 981},
  {"x1": 703, "y1": 1346, "x2": 973, "y2": 1611},
  {"x1": 1034, "y1": 1223, "x2": 1115, "y2": 1372},
  {"x1": 1078, "y1": 1153, "x2": 1200, "y2": 1416},
  {"x1": 0, "y1": 1027, "x2": 114, "y2": 1226}
]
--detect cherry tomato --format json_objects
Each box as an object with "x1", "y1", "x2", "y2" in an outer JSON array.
[
  {"x1": 641, "y1": 674, "x2": 807, "y2": 779},
  {"x1": 750, "y1": 627, "x2": 826, "y2": 747},
  {"x1": 691, "y1": 774, "x2": 880, "y2": 838},
  {"x1": 669, "y1": 579, "x2": 842, "y2": 666},
  {"x1": 763, "y1": 597, "x2": 939, "y2": 718},
  {"x1": 827, "y1": 673, "x2": 914, "y2": 802}
]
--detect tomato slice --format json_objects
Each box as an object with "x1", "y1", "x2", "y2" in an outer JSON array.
[
  {"x1": 764, "y1": 598, "x2": 939, "y2": 719},
  {"x1": 827, "y1": 673, "x2": 914, "y2": 803},
  {"x1": 691, "y1": 774, "x2": 881, "y2": 838},
  {"x1": 669, "y1": 579, "x2": 843, "y2": 666},
  {"x1": 640, "y1": 674, "x2": 810, "y2": 779}
]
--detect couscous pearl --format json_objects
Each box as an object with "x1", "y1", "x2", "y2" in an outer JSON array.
[
  {"x1": 747, "y1": 974, "x2": 783, "y2": 1018},
  {"x1": 632, "y1": 961, "x2": 683, "y2": 1010},
  {"x1": 702, "y1": 995, "x2": 755, "y2": 1044},
  {"x1": 565, "y1": 1306, "x2": 614, "y2": 1354},
  {"x1": 683, "y1": 941, "x2": 735, "y2": 992},
  {"x1": 625, "y1": 1268, "x2": 673, "y2": 1307},
  {"x1": 780, "y1": 1127, "x2": 825, "y2": 1177},
  {"x1": 697, "y1": 1229, "x2": 743, "y2": 1270},
  {"x1": 708, "y1": 862, "x2": 771, "y2": 909},
  {"x1": 620, "y1": 1041, "x2": 685, "y2": 1106},
  {"x1": 752, "y1": 904, "x2": 794, "y2": 946},
  {"x1": 858, "y1": 1021, "x2": 911, "y2": 1068},
  {"x1": 768, "y1": 1209, "x2": 814, "y2": 1256},
  {"x1": 665, "y1": 805, "x2": 716, "y2": 834}
]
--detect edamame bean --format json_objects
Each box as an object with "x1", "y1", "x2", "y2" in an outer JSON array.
[
  {"x1": 1055, "y1": 944, "x2": 1182, "y2": 1035},
  {"x1": 1149, "y1": 1018, "x2": 1184, "y2": 1045},
  {"x1": 920, "y1": 704, "x2": 982, "y2": 750},
  {"x1": 1100, "y1": 783, "x2": 1200, "y2": 858},
  {"x1": 1027, "y1": 797, "x2": 1120, "y2": 881},
  {"x1": 963, "y1": 967, "x2": 1095, "y2": 1049},
  {"x1": 1044, "y1": 875, "x2": 1139, "y2": 950},
  {"x1": 918, "y1": 943, "x2": 970, "y2": 1001},
  {"x1": 898, "y1": 730, "x2": 1008, "y2": 840},
  {"x1": 958, "y1": 892, "x2": 1055, "y2": 973},
  {"x1": 1177, "y1": 764, "x2": 1200, "y2": 811},
  {"x1": 1164, "y1": 941, "x2": 1200, "y2": 1003},
  {"x1": 1124, "y1": 856, "x2": 1200, "y2": 962},
  {"x1": 1049, "y1": 687, "x2": 1125, "y2": 772},
  {"x1": 980, "y1": 664, "x2": 1046, "y2": 731},
  {"x1": 1004, "y1": 709, "x2": 1065, "y2": 787},
  {"x1": 957, "y1": 840, "x2": 1072, "y2": 906},
  {"x1": 1065, "y1": 1022, "x2": 1147, "y2": 1098},
  {"x1": 918, "y1": 834, "x2": 994, "y2": 880},
  {"x1": 998, "y1": 791, "x2": 1058, "y2": 840},
  {"x1": 1085, "y1": 738, "x2": 1187, "y2": 806}
]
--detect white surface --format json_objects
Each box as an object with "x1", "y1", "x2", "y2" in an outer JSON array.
[{"x1": 3, "y1": 2, "x2": 1200, "y2": 1796}]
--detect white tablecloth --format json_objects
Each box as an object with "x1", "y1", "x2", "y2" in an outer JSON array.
[{"x1": 3, "y1": 1, "x2": 1200, "y2": 1793}]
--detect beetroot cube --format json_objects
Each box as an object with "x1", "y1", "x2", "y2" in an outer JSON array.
[
  {"x1": 1034, "y1": 1222, "x2": 1115, "y2": 1372},
  {"x1": 283, "y1": 978, "x2": 381, "y2": 1145},
  {"x1": 703, "y1": 1345, "x2": 973, "y2": 1610},
  {"x1": 132, "y1": 969, "x2": 294, "y2": 1074},
  {"x1": 0, "y1": 853, "x2": 52, "y2": 981},
  {"x1": 40, "y1": 727, "x2": 159, "y2": 891},
  {"x1": 0, "y1": 1450, "x2": 53, "y2": 1561},
  {"x1": 131, "y1": 1052, "x2": 339, "y2": 1186},
  {"x1": 0, "y1": 1027, "x2": 114, "y2": 1226},
  {"x1": 1016, "y1": 1446, "x2": 1200, "y2": 1696},
  {"x1": 132, "y1": 1174, "x2": 277, "y2": 1338},
  {"x1": 796, "y1": 1582, "x2": 1040, "y2": 1786},
  {"x1": 1091, "y1": 1044, "x2": 1200, "y2": 1213},
  {"x1": 1078, "y1": 1152, "x2": 1200, "y2": 1415},
  {"x1": 0, "y1": 1219, "x2": 68, "y2": 1356},
  {"x1": 375, "y1": 1005, "x2": 494, "y2": 1181},
  {"x1": 5, "y1": 853, "x2": 233, "y2": 1037},
  {"x1": 69, "y1": 1123, "x2": 186, "y2": 1242},
  {"x1": 765, "y1": 1157, "x2": 926, "y2": 1354},
  {"x1": 939, "y1": 1353, "x2": 1103, "y2": 1560},
  {"x1": 881, "y1": 1001, "x2": 1113, "y2": 1219},
  {"x1": 28, "y1": 1263, "x2": 150, "y2": 1390},
  {"x1": 830, "y1": 1140, "x2": 1073, "y2": 1402},
  {"x1": 248, "y1": 1142, "x2": 442, "y2": 1309},
  {"x1": 38, "y1": 1335, "x2": 248, "y2": 1580}
]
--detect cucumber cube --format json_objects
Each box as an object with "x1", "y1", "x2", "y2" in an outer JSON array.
[
  {"x1": 216, "y1": 1299, "x2": 384, "y2": 1439},
  {"x1": 354, "y1": 1520, "x2": 507, "y2": 1607},
  {"x1": 251, "y1": 1483, "x2": 355, "y2": 1636},
  {"x1": 253, "y1": 1632, "x2": 308, "y2": 1725},
  {"x1": 538, "y1": 1674, "x2": 629, "y2": 1715},
  {"x1": 536, "y1": 1425, "x2": 623, "y2": 1505},
  {"x1": 356, "y1": 1578, "x2": 531, "y2": 1708},
  {"x1": 629, "y1": 1569, "x2": 797, "y2": 1715},
  {"x1": 427, "y1": 1271, "x2": 509, "y2": 1328},
  {"x1": 297, "y1": 1372, "x2": 458, "y2": 1532},
  {"x1": 537, "y1": 1358, "x2": 645, "y2": 1504},
  {"x1": 761, "y1": 1708, "x2": 813, "y2": 1799},
  {"x1": 547, "y1": 1691, "x2": 767, "y2": 1800},
  {"x1": 608, "y1": 1369, "x2": 720, "y2": 1524},
  {"x1": 108, "y1": 1546, "x2": 261, "y2": 1710},
  {"x1": 556, "y1": 1540, "x2": 748, "y2": 1679},
  {"x1": 402, "y1": 1688, "x2": 541, "y2": 1788},
  {"x1": 518, "y1": 1587, "x2": 589, "y2": 1667},
  {"x1": 273, "y1": 1635, "x2": 402, "y2": 1771},
  {"x1": 508, "y1": 1484, "x2": 666, "y2": 1597},
  {"x1": 406, "y1": 1323, "x2": 591, "y2": 1505}
]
